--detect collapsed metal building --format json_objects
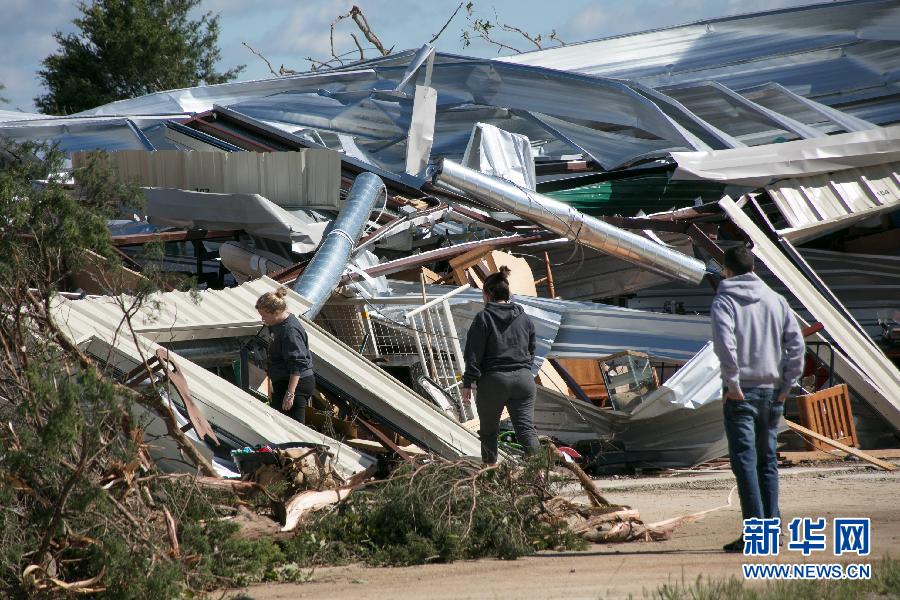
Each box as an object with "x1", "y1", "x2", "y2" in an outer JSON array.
[{"x1": 5, "y1": 0, "x2": 900, "y2": 474}]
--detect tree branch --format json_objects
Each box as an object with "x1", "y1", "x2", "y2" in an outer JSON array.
[
  {"x1": 241, "y1": 41, "x2": 279, "y2": 78},
  {"x1": 501, "y1": 24, "x2": 543, "y2": 50},
  {"x1": 33, "y1": 293, "x2": 217, "y2": 478},
  {"x1": 350, "y1": 33, "x2": 365, "y2": 60},
  {"x1": 349, "y1": 5, "x2": 389, "y2": 56},
  {"x1": 429, "y1": 1, "x2": 464, "y2": 44},
  {"x1": 35, "y1": 429, "x2": 89, "y2": 565}
]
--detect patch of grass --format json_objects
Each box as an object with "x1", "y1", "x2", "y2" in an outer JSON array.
[{"x1": 645, "y1": 556, "x2": 899, "y2": 600}]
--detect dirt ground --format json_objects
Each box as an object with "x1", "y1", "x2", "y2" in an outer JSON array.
[{"x1": 231, "y1": 463, "x2": 900, "y2": 600}]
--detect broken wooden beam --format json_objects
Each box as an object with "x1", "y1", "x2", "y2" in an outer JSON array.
[{"x1": 784, "y1": 419, "x2": 896, "y2": 471}]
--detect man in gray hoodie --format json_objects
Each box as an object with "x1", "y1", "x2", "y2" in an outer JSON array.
[{"x1": 711, "y1": 246, "x2": 805, "y2": 553}]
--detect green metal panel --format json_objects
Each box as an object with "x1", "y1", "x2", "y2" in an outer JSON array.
[{"x1": 541, "y1": 173, "x2": 725, "y2": 216}]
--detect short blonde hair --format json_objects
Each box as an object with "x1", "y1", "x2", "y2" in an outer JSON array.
[{"x1": 255, "y1": 287, "x2": 289, "y2": 314}]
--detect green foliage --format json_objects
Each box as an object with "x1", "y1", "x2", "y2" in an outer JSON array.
[
  {"x1": 284, "y1": 457, "x2": 585, "y2": 568},
  {"x1": 35, "y1": 0, "x2": 244, "y2": 115},
  {"x1": 648, "y1": 556, "x2": 900, "y2": 600},
  {"x1": 0, "y1": 140, "x2": 252, "y2": 598}
]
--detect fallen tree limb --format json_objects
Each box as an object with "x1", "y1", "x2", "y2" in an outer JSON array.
[
  {"x1": 552, "y1": 445, "x2": 611, "y2": 506},
  {"x1": 280, "y1": 488, "x2": 351, "y2": 532}
]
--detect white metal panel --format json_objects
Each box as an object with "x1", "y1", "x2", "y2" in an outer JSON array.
[
  {"x1": 771, "y1": 163, "x2": 900, "y2": 243},
  {"x1": 53, "y1": 278, "x2": 483, "y2": 459},
  {"x1": 49, "y1": 294, "x2": 374, "y2": 477},
  {"x1": 672, "y1": 125, "x2": 900, "y2": 187},
  {"x1": 96, "y1": 150, "x2": 341, "y2": 210}
]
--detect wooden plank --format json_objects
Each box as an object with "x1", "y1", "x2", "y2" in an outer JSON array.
[
  {"x1": 784, "y1": 419, "x2": 896, "y2": 471},
  {"x1": 780, "y1": 449, "x2": 900, "y2": 465}
]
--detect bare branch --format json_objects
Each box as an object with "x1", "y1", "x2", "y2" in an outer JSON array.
[
  {"x1": 349, "y1": 5, "x2": 389, "y2": 56},
  {"x1": 429, "y1": 1, "x2": 464, "y2": 44},
  {"x1": 548, "y1": 29, "x2": 567, "y2": 46},
  {"x1": 305, "y1": 46, "x2": 381, "y2": 73},
  {"x1": 241, "y1": 41, "x2": 279, "y2": 78},
  {"x1": 350, "y1": 32, "x2": 365, "y2": 60},
  {"x1": 329, "y1": 13, "x2": 346, "y2": 64},
  {"x1": 501, "y1": 24, "x2": 543, "y2": 50},
  {"x1": 472, "y1": 21, "x2": 523, "y2": 54}
]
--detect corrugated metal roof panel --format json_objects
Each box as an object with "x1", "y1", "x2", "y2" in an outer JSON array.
[
  {"x1": 50, "y1": 291, "x2": 374, "y2": 477},
  {"x1": 52, "y1": 278, "x2": 483, "y2": 459},
  {"x1": 771, "y1": 162, "x2": 900, "y2": 243}
]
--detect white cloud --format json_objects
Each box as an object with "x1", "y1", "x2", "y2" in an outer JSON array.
[{"x1": 565, "y1": 6, "x2": 611, "y2": 40}]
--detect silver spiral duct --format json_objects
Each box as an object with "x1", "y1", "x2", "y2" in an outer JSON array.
[
  {"x1": 293, "y1": 172, "x2": 386, "y2": 319},
  {"x1": 433, "y1": 159, "x2": 707, "y2": 285}
]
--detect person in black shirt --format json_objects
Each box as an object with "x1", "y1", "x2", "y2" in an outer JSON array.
[
  {"x1": 255, "y1": 287, "x2": 315, "y2": 424},
  {"x1": 462, "y1": 266, "x2": 541, "y2": 463}
]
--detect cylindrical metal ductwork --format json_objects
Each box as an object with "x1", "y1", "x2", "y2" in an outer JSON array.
[
  {"x1": 293, "y1": 172, "x2": 386, "y2": 319},
  {"x1": 433, "y1": 159, "x2": 707, "y2": 285}
]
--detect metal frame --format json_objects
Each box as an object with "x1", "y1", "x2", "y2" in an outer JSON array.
[{"x1": 404, "y1": 284, "x2": 473, "y2": 420}]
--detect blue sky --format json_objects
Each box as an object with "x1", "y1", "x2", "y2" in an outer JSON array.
[{"x1": 0, "y1": 0, "x2": 817, "y2": 113}]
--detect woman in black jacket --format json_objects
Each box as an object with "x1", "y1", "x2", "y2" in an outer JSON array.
[
  {"x1": 255, "y1": 287, "x2": 315, "y2": 424},
  {"x1": 462, "y1": 267, "x2": 541, "y2": 463}
]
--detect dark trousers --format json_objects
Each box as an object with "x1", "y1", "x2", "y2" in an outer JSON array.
[
  {"x1": 723, "y1": 387, "x2": 783, "y2": 521},
  {"x1": 475, "y1": 369, "x2": 541, "y2": 464},
  {"x1": 271, "y1": 376, "x2": 315, "y2": 424}
]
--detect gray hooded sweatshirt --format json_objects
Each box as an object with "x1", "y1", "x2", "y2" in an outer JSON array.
[{"x1": 710, "y1": 272, "x2": 805, "y2": 396}]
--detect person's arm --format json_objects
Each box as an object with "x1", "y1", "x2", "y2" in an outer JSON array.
[
  {"x1": 710, "y1": 297, "x2": 743, "y2": 400},
  {"x1": 281, "y1": 323, "x2": 307, "y2": 409},
  {"x1": 462, "y1": 314, "x2": 488, "y2": 402},
  {"x1": 283, "y1": 373, "x2": 300, "y2": 411},
  {"x1": 779, "y1": 302, "x2": 806, "y2": 401},
  {"x1": 527, "y1": 316, "x2": 536, "y2": 366}
]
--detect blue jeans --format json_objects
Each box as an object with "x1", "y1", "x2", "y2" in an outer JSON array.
[{"x1": 723, "y1": 387, "x2": 783, "y2": 521}]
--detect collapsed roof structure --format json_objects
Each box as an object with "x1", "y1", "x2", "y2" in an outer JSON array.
[{"x1": 5, "y1": 0, "x2": 900, "y2": 473}]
